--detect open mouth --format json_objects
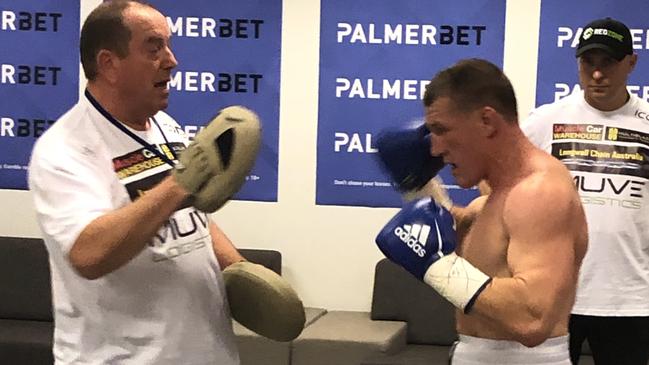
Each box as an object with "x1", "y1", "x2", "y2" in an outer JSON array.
[{"x1": 154, "y1": 80, "x2": 169, "y2": 88}]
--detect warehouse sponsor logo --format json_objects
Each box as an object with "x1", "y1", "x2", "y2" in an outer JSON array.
[
  {"x1": 553, "y1": 124, "x2": 603, "y2": 141},
  {"x1": 113, "y1": 143, "x2": 182, "y2": 179}
]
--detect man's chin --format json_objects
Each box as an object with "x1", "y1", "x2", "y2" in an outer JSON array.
[
  {"x1": 454, "y1": 175, "x2": 481, "y2": 190},
  {"x1": 585, "y1": 93, "x2": 613, "y2": 109},
  {"x1": 453, "y1": 177, "x2": 470, "y2": 189},
  {"x1": 587, "y1": 90, "x2": 610, "y2": 101},
  {"x1": 156, "y1": 99, "x2": 169, "y2": 111}
]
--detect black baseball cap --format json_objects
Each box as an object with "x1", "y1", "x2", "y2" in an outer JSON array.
[{"x1": 576, "y1": 17, "x2": 633, "y2": 61}]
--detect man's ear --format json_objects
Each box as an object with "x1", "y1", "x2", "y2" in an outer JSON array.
[
  {"x1": 96, "y1": 49, "x2": 120, "y2": 84},
  {"x1": 479, "y1": 106, "x2": 499, "y2": 137},
  {"x1": 629, "y1": 53, "x2": 638, "y2": 73}
]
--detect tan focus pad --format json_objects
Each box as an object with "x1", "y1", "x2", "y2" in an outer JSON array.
[
  {"x1": 172, "y1": 141, "x2": 213, "y2": 194},
  {"x1": 223, "y1": 261, "x2": 306, "y2": 342},
  {"x1": 192, "y1": 106, "x2": 261, "y2": 212}
]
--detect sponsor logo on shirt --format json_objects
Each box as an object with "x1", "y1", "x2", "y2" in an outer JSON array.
[
  {"x1": 605, "y1": 126, "x2": 649, "y2": 148},
  {"x1": 150, "y1": 209, "x2": 211, "y2": 262},
  {"x1": 113, "y1": 142, "x2": 184, "y2": 180},
  {"x1": 553, "y1": 124, "x2": 603, "y2": 141},
  {"x1": 552, "y1": 141, "x2": 649, "y2": 179},
  {"x1": 634, "y1": 110, "x2": 649, "y2": 125},
  {"x1": 574, "y1": 174, "x2": 644, "y2": 210}
]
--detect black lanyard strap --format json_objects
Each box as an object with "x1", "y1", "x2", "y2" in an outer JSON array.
[{"x1": 84, "y1": 89, "x2": 178, "y2": 167}]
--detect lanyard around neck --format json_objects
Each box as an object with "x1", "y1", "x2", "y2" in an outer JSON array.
[{"x1": 84, "y1": 89, "x2": 178, "y2": 167}]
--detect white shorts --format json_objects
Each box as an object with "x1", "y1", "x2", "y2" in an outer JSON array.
[{"x1": 450, "y1": 335, "x2": 571, "y2": 365}]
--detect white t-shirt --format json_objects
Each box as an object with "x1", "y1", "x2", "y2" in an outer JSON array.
[
  {"x1": 28, "y1": 95, "x2": 239, "y2": 364},
  {"x1": 522, "y1": 91, "x2": 649, "y2": 316}
]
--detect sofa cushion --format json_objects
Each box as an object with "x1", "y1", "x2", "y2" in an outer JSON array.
[
  {"x1": 371, "y1": 259, "x2": 456, "y2": 345},
  {"x1": 233, "y1": 307, "x2": 327, "y2": 338},
  {"x1": 291, "y1": 311, "x2": 407, "y2": 365},
  {"x1": 0, "y1": 319, "x2": 53, "y2": 364},
  {"x1": 233, "y1": 307, "x2": 327, "y2": 365},
  {"x1": 0, "y1": 237, "x2": 52, "y2": 321}
]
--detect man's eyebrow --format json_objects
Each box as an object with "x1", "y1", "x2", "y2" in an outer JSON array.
[
  {"x1": 427, "y1": 120, "x2": 448, "y2": 132},
  {"x1": 426, "y1": 119, "x2": 440, "y2": 127},
  {"x1": 145, "y1": 35, "x2": 164, "y2": 43},
  {"x1": 144, "y1": 34, "x2": 171, "y2": 46}
]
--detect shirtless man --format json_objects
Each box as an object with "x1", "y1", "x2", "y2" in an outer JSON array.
[{"x1": 375, "y1": 58, "x2": 588, "y2": 364}]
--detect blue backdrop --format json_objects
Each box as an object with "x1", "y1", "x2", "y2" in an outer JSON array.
[
  {"x1": 315, "y1": 0, "x2": 506, "y2": 207},
  {"x1": 150, "y1": 0, "x2": 282, "y2": 202},
  {"x1": 0, "y1": 0, "x2": 79, "y2": 189}
]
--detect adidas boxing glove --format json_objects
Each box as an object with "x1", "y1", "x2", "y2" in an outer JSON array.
[{"x1": 375, "y1": 197, "x2": 491, "y2": 313}]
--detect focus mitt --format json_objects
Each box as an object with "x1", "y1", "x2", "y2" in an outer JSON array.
[{"x1": 223, "y1": 261, "x2": 306, "y2": 342}]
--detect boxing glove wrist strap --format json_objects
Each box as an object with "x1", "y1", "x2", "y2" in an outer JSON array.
[{"x1": 422, "y1": 252, "x2": 491, "y2": 313}]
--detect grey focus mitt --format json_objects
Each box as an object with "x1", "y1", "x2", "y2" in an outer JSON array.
[
  {"x1": 223, "y1": 261, "x2": 306, "y2": 342},
  {"x1": 173, "y1": 105, "x2": 261, "y2": 212}
]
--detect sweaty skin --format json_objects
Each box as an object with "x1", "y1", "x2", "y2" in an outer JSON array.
[
  {"x1": 425, "y1": 91, "x2": 589, "y2": 346},
  {"x1": 455, "y1": 151, "x2": 588, "y2": 345}
]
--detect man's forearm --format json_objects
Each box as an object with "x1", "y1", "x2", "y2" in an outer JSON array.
[
  {"x1": 69, "y1": 176, "x2": 189, "y2": 279},
  {"x1": 209, "y1": 221, "x2": 244, "y2": 269},
  {"x1": 466, "y1": 275, "x2": 567, "y2": 347}
]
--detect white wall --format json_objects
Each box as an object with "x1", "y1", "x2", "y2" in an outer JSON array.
[{"x1": 0, "y1": 0, "x2": 541, "y2": 312}]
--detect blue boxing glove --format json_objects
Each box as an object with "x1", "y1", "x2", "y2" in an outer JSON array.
[
  {"x1": 375, "y1": 123, "x2": 445, "y2": 192},
  {"x1": 375, "y1": 197, "x2": 491, "y2": 313}
]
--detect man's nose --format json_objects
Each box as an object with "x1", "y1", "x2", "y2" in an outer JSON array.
[
  {"x1": 163, "y1": 46, "x2": 178, "y2": 70},
  {"x1": 592, "y1": 69, "x2": 604, "y2": 81}
]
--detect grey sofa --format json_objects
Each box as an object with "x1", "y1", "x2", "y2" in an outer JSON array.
[
  {"x1": 0, "y1": 236, "x2": 310, "y2": 365},
  {"x1": 0, "y1": 237, "x2": 54, "y2": 364},
  {"x1": 362, "y1": 258, "x2": 457, "y2": 365},
  {"x1": 290, "y1": 258, "x2": 455, "y2": 365},
  {"x1": 235, "y1": 307, "x2": 327, "y2": 365},
  {"x1": 295, "y1": 258, "x2": 604, "y2": 365},
  {"x1": 0, "y1": 237, "x2": 635, "y2": 365}
]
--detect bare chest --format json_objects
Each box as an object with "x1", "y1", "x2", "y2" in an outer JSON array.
[{"x1": 460, "y1": 200, "x2": 510, "y2": 277}]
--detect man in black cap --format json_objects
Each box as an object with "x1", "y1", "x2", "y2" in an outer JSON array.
[{"x1": 523, "y1": 17, "x2": 649, "y2": 365}]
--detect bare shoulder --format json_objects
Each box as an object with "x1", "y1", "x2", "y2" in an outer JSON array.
[
  {"x1": 504, "y1": 152, "x2": 581, "y2": 230},
  {"x1": 502, "y1": 150, "x2": 587, "y2": 266}
]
